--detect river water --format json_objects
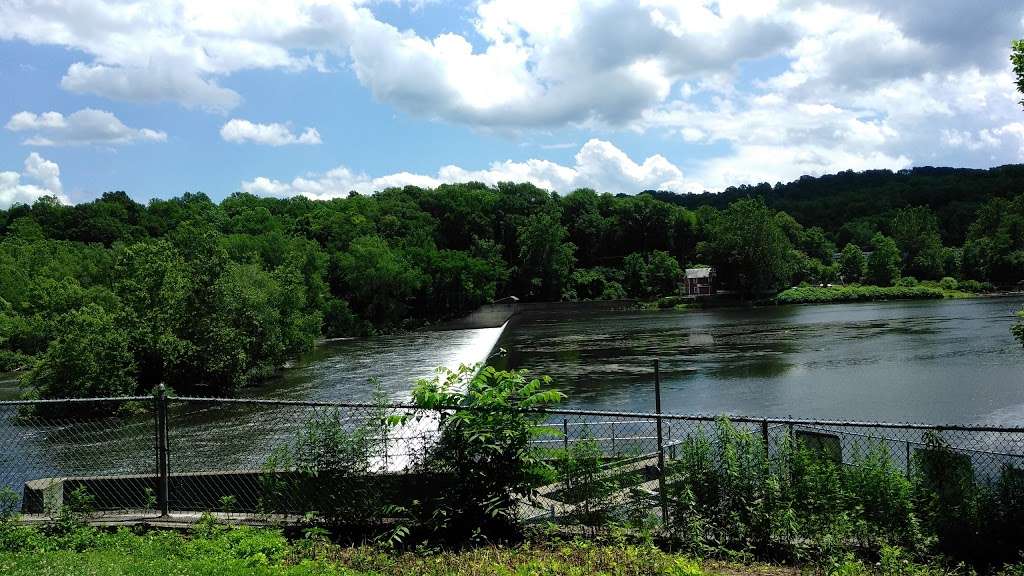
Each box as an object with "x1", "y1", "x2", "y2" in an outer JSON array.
[{"x1": 493, "y1": 296, "x2": 1024, "y2": 425}]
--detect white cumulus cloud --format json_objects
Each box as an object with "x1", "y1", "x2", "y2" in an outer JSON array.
[
  {"x1": 6, "y1": 109, "x2": 167, "y2": 146},
  {"x1": 241, "y1": 139, "x2": 691, "y2": 199},
  {"x1": 220, "y1": 119, "x2": 322, "y2": 146},
  {"x1": 0, "y1": 153, "x2": 70, "y2": 208},
  {"x1": 2, "y1": 1, "x2": 1023, "y2": 186}
]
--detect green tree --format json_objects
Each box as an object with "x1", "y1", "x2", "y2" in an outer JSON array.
[
  {"x1": 645, "y1": 250, "x2": 683, "y2": 296},
  {"x1": 514, "y1": 207, "x2": 576, "y2": 301},
  {"x1": 962, "y1": 195, "x2": 1024, "y2": 283},
  {"x1": 699, "y1": 198, "x2": 795, "y2": 296},
  {"x1": 336, "y1": 235, "x2": 424, "y2": 327},
  {"x1": 111, "y1": 240, "x2": 191, "y2": 388},
  {"x1": 839, "y1": 243, "x2": 866, "y2": 284},
  {"x1": 25, "y1": 304, "x2": 137, "y2": 399},
  {"x1": 890, "y1": 206, "x2": 944, "y2": 279},
  {"x1": 867, "y1": 233, "x2": 901, "y2": 286}
]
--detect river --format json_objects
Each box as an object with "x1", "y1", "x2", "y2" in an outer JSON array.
[{"x1": 492, "y1": 296, "x2": 1024, "y2": 425}]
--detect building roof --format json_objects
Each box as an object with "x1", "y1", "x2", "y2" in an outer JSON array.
[{"x1": 685, "y1": 267, "x2": 712, "y2": 279}]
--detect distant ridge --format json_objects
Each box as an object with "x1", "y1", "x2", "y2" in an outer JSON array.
[{"x1": 644, "y1": 164, "x2": 1024, "y2": 246}]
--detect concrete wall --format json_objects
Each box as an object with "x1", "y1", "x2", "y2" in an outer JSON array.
[
  {"x1": 434, "y1": 299, "x2": 637, "y2": 330},
  {"x1": 23, "y1": 471, "x2": 452, "y2": 514}
]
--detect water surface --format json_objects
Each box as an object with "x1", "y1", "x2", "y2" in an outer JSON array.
[{"x1": 493, "y1": 297, "x2": 1024, "y2": 425}]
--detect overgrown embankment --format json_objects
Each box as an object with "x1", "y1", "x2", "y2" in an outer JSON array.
[
  {"x1": 775, "y1": 284, "x2": 947, "y2": 304},
  {"x1": 773, "y1": 279, "x2": 997, "y2": 305},
  {"x1": 5, "y1": 520, "x2": 1019, "y2": 576}
]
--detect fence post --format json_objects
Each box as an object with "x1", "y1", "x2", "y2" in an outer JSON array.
[
  {"x1": 611, "y1": 421, "x2": 617, "y2": 456},
  {"x1": 761, "y1": 419, "x2": 770, "y2": 457},
  {"x1": 154, "y1": 384, "x2": 170, "y2": 516},
  {"x1": 654, "y1": 359, "x2": 669, "y2": 526},
  {"x1": 563, "y1": 418, "x2": 569, "y2": 451},
  {"x1": 905, "y1": 440, "x2": 912, "y2": 477},
  {"x1": 667, "y1": 423, "x2": 675, "y2": 460}
]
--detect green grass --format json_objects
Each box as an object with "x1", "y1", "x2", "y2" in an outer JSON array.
[{"x1": 3, "y1": 521, "x2": 1018, "y2": 576}]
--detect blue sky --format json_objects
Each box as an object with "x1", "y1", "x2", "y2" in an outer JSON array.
[{"x1": 1, "y1": 0, "x2": 1023, "y2": 207}]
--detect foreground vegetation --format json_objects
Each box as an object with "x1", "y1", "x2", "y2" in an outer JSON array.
[
  {"x1": 2, "y1": 366, "x2": 1024, "y2": 573},
  {"x1": 4, "y1": 520, "x2": 992, "y2": 576},
  {"x1": 235, "y1": 367, "x2": 1024, "y2": 573}
]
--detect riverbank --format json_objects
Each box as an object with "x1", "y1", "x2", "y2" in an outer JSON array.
[
  {"x1": 773, "y1": 283, "x2": 1013, "y2": 305},
  {"x1": 775, "y1": 284, "x2": 948, "y2": 304}
]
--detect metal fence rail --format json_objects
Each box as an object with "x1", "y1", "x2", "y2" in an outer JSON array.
[{"x1": 3, "y1": 392, "x2": 1024, "y2": 529}]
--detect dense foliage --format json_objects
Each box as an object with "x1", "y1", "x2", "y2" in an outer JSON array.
[
  {"x1": 775, "y1": 284, "x2": 950, "y2": 305},
  {"x1": 664, "y1": 420, "x2": 1024, "y2": 573},
  {"x1": 652, "y1": 165, "x2": 1024, "y2": 248},
  {"x1": 6, "y1": 519, "x2": 979, "y2": 576},
  {"x1": 2, "y1": 172, "x2": 1023, "y2": 398}
]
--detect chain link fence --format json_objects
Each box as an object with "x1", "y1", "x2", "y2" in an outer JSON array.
[{"x1": 3, "y1": 393, "x2": 1024, "y2": 536}]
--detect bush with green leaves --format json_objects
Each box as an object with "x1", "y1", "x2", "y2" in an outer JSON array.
[
  {"x1": 958, "y1": 279, "x2": 994, "y2": 293},
  {"x1": 665, "y1": 420, "x2": 932, "y2": 565},
  {"x1": 666, "y1": 421, "x2": 793, "y2": 558},
  {"x1": 556, "y1": 432, "x2": 618, "y2": 528},
  {"x1": 409, "y1": 364, "x2": 564, "y2": 545},
  {"x1": 775, "y1": 284, "x2": 945, "y2": 305},
  {"x1": 262, "y1": 388, "x2": 392, "y2": 540}
]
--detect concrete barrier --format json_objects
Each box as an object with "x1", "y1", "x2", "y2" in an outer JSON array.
[
  {"x1": 23, "y1": 470, "x2": 451, "y2": 515},
  {"x1": 434, "y1": 300, "x2": 637, "y2": 330}
]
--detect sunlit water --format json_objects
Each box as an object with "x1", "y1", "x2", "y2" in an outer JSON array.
[
  {"x1": 248, "y1": 324, "x2": 506, "y2": 402},
  {"x1": 492, "y1": 296, "x2": 1024, "y2": 425}
]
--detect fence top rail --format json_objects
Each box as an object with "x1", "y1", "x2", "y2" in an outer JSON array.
[
  {"x1": 4, "y1": 395, "x2": 1024, "y2": 434},
  {"x1": 0, "y1": 395, "x2": 152, "y2": 406}
]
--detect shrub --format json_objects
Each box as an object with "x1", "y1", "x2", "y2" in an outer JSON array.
[
  {"x1": 0, "y1": 487, "x2": 18, "y2": 523},
  {"x1": 937, "y1": 277, "x2": 958, "y2": 291},
  {"x1": 666, "y1": 421, "x2": 791, "y2": 558},
  {"x1": 896, "y1": 276, "x2": 918, "y2": 287},
  {"x1": 262, "y1": 390, "x2": 391, "y2": 540},
  {"x1": 410, "y1": 364, "x2": 564, "y2": 545},
  {"x1": 556, "y1": 433, "x2": 617, "y2": 528},
  {"x1": 775, "y1": 285, "x2": 944, "y2": 305},
  {"x1": 958, "y1": 279, "x2": 994, "y2": 293}
]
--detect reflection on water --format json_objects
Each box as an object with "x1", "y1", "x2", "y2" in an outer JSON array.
[{"x1": 494, "y1": 297, "x2": 1024, "y2": 425}]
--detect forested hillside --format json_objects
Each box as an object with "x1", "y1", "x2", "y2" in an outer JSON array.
[
  {"x1": 1, "y1": 168, "x2": 1023, "y2": 398},
  {"x1": 650, "y1": 164, "x2": 1024, "y2": 247}
]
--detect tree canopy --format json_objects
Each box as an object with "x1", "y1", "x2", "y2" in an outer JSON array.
[{"x1": 2, "y1": 168, "x2": 1023, "y2": 399}]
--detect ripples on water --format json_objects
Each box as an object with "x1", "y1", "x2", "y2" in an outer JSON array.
[{"x1": 493, "y1": 297, "x2": 1024, "y2": 425}]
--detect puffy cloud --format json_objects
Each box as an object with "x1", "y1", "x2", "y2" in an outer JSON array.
[
  {"x1": 60, "y1": 62, "x2": 242, "y2": 112},
  {"x1": 0, "y1": 153, "x2": 70, "y2": 208},
  {"x1": 241, "y1": 139, "x2": 690, "y2": 198},
  {"x1": 6, "y1": 109, "x2": 167, "y2": 146},
  {"x1": 220, "y1": 119, "x2": 321, "y2": 146},
  {"x1": 0, "y1": 0, "x2": 792, "y2": 124},
  {"x1": 2, "y1": 0, "x2": 1023, "y2": 186}
]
